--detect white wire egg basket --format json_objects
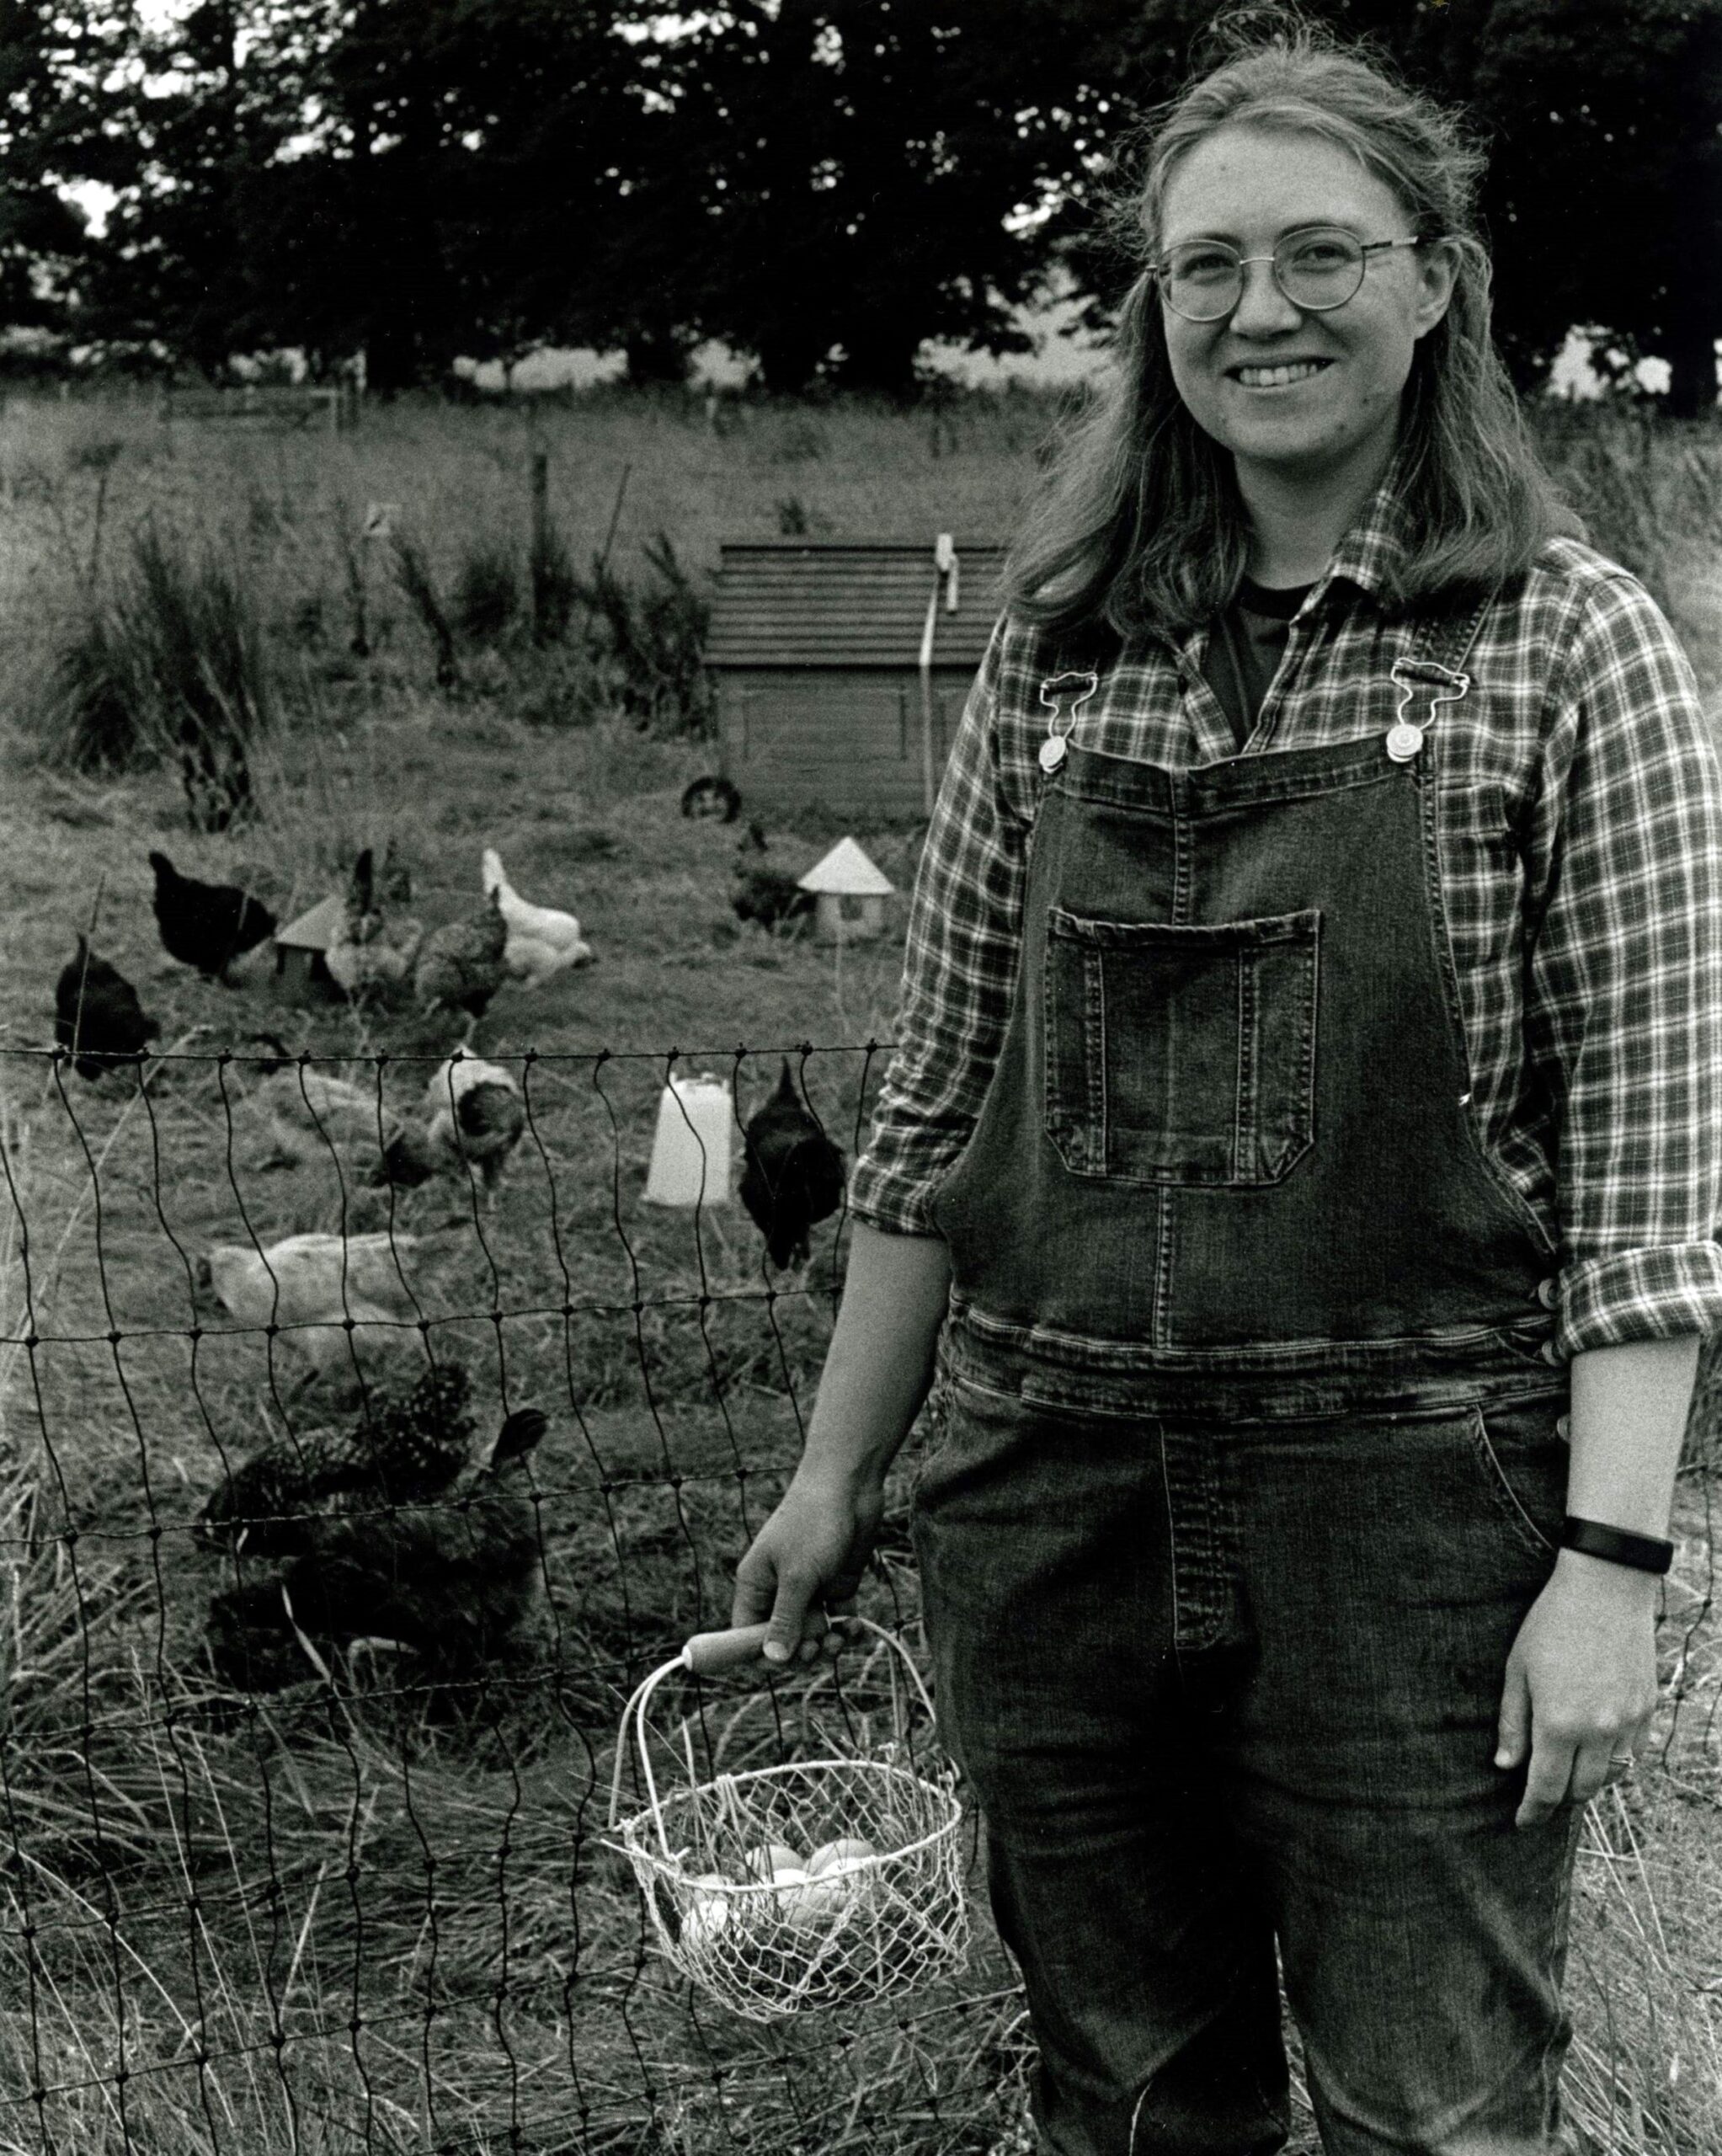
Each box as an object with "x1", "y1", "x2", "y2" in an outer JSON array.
[{"x1": 606, "y1": 1617, "x2": 969, "y2": 2021}]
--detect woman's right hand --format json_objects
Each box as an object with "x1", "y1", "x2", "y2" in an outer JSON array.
[{"x1": 731, "y1": 1465, "x2": 887, "y2": 1665}]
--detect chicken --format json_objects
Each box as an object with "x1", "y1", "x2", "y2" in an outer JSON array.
[
  {"x1": 196, "y1": 1359, "x2": 479, "y2": 1558},
  {"x1": 412, "y1": 887, "x2": 509, "y2": 1022},
  {"x1": 205, "y1": 1400, "x2": 550, "y2": 1684},
  {"x1": 147, "y1": 851, "x2": 276, "y2": 981},
  {"x1": 681, "y1": 775, "x2": 742, "y2": 823},
  {"x1": 738, "y1": 1059, "x2": 847, "y2": 1268},
  {"x1": 53, "y1": 937, "x2": 160, "y2": 1080},
  {"x1": 195, "y1": 1229, "x2": 419, "y2": 1381},
  {"x1": 244, "y1": 1034, "x2": 397, "y2": 1171},
  {"x1": 731, "y1": 823, "x2": 814, "y2": 934},
  {"x1": 372, "y1": 1055, "x2": 525, "y2": 1199},
  {"x1": 377, "y1": 835, "x2": 413, "y2": 905},
  {"x1": 325, "y1": 846, "x2": 423, "y2": 1010},
  {"x1": 480, "y1": 848, "x2": 594, "y2": 987}
]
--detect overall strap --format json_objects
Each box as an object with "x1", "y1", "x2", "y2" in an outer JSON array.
[
  {"x1": 1405, "y1": 590, "x2": 1493, "y2": 678},
  {"x1": 1384, "y1": 590, "x2": 1495, "y2": 764}
]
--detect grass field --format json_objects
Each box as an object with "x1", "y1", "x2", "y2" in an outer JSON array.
[{"x1": 0, "y1": 385, "x2": 1719, "y2": 2155}]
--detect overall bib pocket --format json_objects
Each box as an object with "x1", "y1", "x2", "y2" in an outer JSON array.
[{"x1": 1042, "y1": 905, "x2": 1321, "y2": 1187}]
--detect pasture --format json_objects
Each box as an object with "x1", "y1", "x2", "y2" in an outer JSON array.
[{"x1": 1, "y1": 386, "x2": 1720, "y2": 2156}]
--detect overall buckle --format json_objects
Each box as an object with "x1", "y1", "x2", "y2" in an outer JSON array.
[
  {"x1": 1037, "y1": 670, "x2": 1100, "y2": 773},
  {"x1": 1385, "y1": 659, "x2": 1471, "y2": 764}
]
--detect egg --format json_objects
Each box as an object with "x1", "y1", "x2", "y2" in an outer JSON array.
[
  {"x1": 807, "y1": 1837, "x2": 877, "y2": 1877},
  {"x1": 742, "y1": 1841, "x2": 804, "y2": 1881},
  {"x1": 679, "y1": 1871, "x2": 733, "y2": 1947},
  {"x1": 781, "y1": 1854, "x2": 876, "y2": 1927}
]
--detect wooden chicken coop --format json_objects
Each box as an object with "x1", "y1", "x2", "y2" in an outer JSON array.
[{"x1": 706, "y1": 536, "x2": 1005, "y2": 818}]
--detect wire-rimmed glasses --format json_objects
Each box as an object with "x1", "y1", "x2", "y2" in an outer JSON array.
[{"x1": 1153, "y1": 227, "x2": 1427, "y2": 323}]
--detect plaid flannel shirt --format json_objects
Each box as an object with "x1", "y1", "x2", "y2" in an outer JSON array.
[{"x1": 850, "y1": 477, "x2": 1722, "y2": 1362}]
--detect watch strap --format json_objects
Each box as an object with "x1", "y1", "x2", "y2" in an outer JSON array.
[{"x1": 1561, "y1": 1515, "x2": 1674, "y2": 1576}]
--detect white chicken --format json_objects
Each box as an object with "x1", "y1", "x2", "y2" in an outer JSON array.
[
  {"x1": 372, "y1": 1054, "x2": 526, "y2": 1203},
  {"x1": 196, "y1": 1230, "x2": 421, "y2": 1383},
  {"x1": 480, "y1": 848, "x2": 594, "y2": 988},
  {"x1": 244, "y1": 1038, "x2": 398, "y2": 1171}
]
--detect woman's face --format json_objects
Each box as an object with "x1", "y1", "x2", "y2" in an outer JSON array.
[{"x1": 1157, "y1": 124, "x2": 1455, "y2": 493}]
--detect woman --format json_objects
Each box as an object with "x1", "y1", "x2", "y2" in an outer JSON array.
[{"x1": 733, "y1": 19, "x2": 1722, "y2": 2153}]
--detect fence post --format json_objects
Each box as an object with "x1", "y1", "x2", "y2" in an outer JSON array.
[{"x1": 530, "y1": 449, "x2": 550, "y2": 643}]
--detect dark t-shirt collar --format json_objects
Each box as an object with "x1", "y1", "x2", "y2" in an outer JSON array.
[{"x1": 1237, "y1": 574, "x2": 1315, "y2": 622}]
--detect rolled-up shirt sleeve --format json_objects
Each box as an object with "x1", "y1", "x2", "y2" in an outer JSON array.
[
  {"x1": 849, "y1": 618, "x2": 1032, "y2": 1235},
  {"x1": 1525, "y1": 571, "x2": 1722, "y2": 1356}
]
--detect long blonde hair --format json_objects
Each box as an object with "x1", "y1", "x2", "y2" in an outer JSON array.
[{"x1": 1006, "y1": 11, "x2": 1573, "y2": 637}]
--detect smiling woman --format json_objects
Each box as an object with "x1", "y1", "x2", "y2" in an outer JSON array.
[
  {"x1": 1007, "y1": 13, "x2": 1573, "y2": 636},
  {"x1": 1155, "y1": 127, "x2": 1456, "y2": 584},
  {"x1": 729, "y1": 11, "x2": 1722, "y2": 2155}
]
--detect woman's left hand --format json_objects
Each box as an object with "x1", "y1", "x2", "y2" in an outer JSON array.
[{"x1": 1495, "y1": 1550, "x2": 1660, "y2": 1828}]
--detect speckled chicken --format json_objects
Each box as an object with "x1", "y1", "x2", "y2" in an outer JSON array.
[
  {"x1": 739, "y1": 1059, "x2": 847, "y2": 1267},
  {"x1": 376, "y1": 835, "x2": 413, "y2": 905},
  {"x1": 205, "y1": 1399, "x2": 549, "y2": 1683},
  {"x1": 372, "y1": 1054, "x2": 525, "y2": 1198},
  {"x1": 412, "y1": 888, "x2": 509, "y2": 1023},
  {"x1": 196, "y1": 1359, "x2": 478, "y2": 1558},
  {"x1": 325, "y1": 846, "x2": 423, "y2": 1009},
  {"x1": 54, "y1": 937, "x2": 160, "y2": 1079}
]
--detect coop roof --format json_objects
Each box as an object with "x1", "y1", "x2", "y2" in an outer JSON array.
[
  {"x1": 797, "y1": 837, "x2": 896, "y2": 897},
  {"x1": 275, "y1": 893, "x2": 343, "y2": 949},
  {"x1": 706, "y1": 540, "x2": 1005, "y2": 670}
]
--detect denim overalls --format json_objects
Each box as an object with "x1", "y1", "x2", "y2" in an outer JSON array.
[{"x1": 914, "y1": 609, "x2": 1581, "y2": 2156}]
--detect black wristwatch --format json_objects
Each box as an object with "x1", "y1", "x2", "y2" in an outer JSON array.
[{"x1": 1560, "y1": 1515, "x2": 1674, "y2": 1576}]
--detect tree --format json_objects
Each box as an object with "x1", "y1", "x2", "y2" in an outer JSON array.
[
  {"x1": 1050, "y1": 0, "x2": 1722, "y2": 414},
  {"x1": 17, "y1": 0, "x2": 1718, "y2": 408},
  {"x1": 57, "y1": 0, "x2": 344, "y2": 375},
  {"x1": 626, "y1": 2, "x2": 1085, "y2": 394},
  {"x1": 1460, "y1": 0, "x2": 1722, "y2": 414},
  {"x1": 0, "y1": 0, "x2": 139, "y2": 341}
]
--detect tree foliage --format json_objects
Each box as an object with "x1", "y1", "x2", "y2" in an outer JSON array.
[
  {"x1": 0, "y1": 0, "x2": 138, "y2": 339},
  {"x1": 4, "y1": 0, "x2": 1716, "y2": 406},
  {"x1": 1458, "y1": 0, "x2": 1722, "y2": 415}
]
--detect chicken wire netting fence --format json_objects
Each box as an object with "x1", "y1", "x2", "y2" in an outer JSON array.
[{"x1": 1, "y1": 1038, "x2": 1720, "y2": 2156}]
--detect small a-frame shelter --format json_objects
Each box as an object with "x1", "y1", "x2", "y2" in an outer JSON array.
[
  {"x1": 797, "y1": 836, "x2": 895, "y2": 943},
  {"x1": 273, "y1": 892, "x2": 342, "y2": 1001},
  {"x1": 706, "y1": 536, "x2": 1003, "y2": 818}
]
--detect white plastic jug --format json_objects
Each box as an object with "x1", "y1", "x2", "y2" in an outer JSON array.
[{"x1": 642, "y1": 1074, "x2": 733, "y2": 1208}]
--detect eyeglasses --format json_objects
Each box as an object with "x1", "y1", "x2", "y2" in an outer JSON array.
[{"x1": 1152, "y1": 227, "x2": 1426, "y2": 323}]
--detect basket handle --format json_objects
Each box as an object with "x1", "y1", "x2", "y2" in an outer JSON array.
[
  {"x1": 607, "y1": 1617, "x2": 941, "y2": 1846},
  {"x1": 680, "y1": 1615, "x2": 939, "y2": 1725},
  {"x1": 680, "y1": 1621, "x2": 774, "y2": 1675},
  {"x1": 681, "y1": 1616, "x2": 937, "y2": 1722}
]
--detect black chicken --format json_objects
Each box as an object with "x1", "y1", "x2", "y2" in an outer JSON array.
[
  {"x1": 205, "y1": 1406, "x2": 549, "y2": 1682},
  {"x1": 196, "y1": 1360, "x2": 477, "y2": 1557},
  {"x1": 739, "y1": 1059, "x2": 847, "y2": 1268},
  {"x1": 53, "y1": 937, "x2": 160, "y2": 1079},
  {"x1": 731, "y1": 824, "x2": 814, "y2": 933},
  {"x1": 147, "y1": 851, "x2": 277, "y2": 980}
]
